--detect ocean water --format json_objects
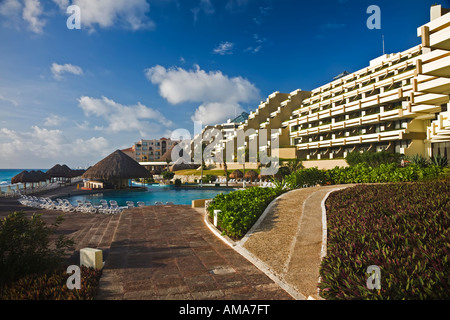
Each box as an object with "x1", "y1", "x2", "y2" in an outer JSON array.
[{"x1": 0, "y1": 169, "x2": 47, "y2": 186}]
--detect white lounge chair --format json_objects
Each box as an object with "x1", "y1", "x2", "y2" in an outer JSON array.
[
  {"x1": 84, "y1": 200, "x2": 97, "y2": 214},
  {"x1": 126, "y1": 201, "x2": 135, "y2": 208},
  {"x1": 109, "y1": 200, "x2": 122, "y2": 214},
  {"x1": 166, "y1": 201, "x2": 174, "y2": 205},
  {"x1": 75, "y1": 200, "x2": 85, "y2": 212},
  {"x1": 137, "y1": 201, "x2": 145, "y2": 207},
  {"x1": 97, "y1": 200, "x2": 110, "y2": 214},
  {"x1": 62, "y1": 199, "x2": 75, "y2": 212},
  {"x1": 154, "y1": 201, "x2": 163, "y2": 206}
]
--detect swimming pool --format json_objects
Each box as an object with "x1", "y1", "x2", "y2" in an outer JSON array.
[{"x1": 66, "y1": 184, "x2": 233, "y2": 207}]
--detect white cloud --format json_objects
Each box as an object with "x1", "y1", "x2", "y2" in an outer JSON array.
[
  {"x1": 0, "y1": 0, "x2": 22, "y2": 29},
  {"x1": 52, "y1": 0, "x2": 69, "y2": 10},
  {"x1": 0, "y1": 0, "x2": 46, "y2": 33},
  {"x1": 51, "y1": 63, "x2": 84, "y2": 80},
  {"x1": 78, "y1": 96, "x2": 173, "y2": 137},
  {"x1": 191, "y1": 0, "x2": 214, "y2": 22},
  {"x1": 213, "y1": 42, "x2": 234, "y2": 55},
  {"x1": 0, "y1": 93, "x2": 19, "y2": 106},
  {"x1": 70, "y1": 0, "x2": 155, "y2": 31},
  {"x1": 145, "y1": 64, "x2": 259, "y2": 125},
  {"x1": 192, "y1": 102, "x2": 244, "y2": 126},
  {"x1": 22, "y1": 0, "x2": 45, "y2": 34},
  {"x1": 245, "y1": 33, "x2": 267, "y2": 54},
  {"x1": 44, "y1": 114, "x2": 66, "y2": 127},
  {"x1": 0, "y1": 126, "x2": 109, "y2": 167}
]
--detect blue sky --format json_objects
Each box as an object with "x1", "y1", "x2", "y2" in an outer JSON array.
[{"x1": 0, "y1": 0, "x2": 444, "y2": 168}]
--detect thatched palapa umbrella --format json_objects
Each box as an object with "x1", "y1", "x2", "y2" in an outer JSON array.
[
  {"x1": 230, "y1": 170, "x2": 243, "y2": 179},
  {"x1": 11, "y1": 170, "x2": 40, "y2": 189},
  {"x1": 244, "y1": 170, "x2": 258, "y2": 182},
  {"x1": 82, "y1": 149, "x2": 152, "y2": 189},
  {"x1": 46, "y1": 164, "x2": 73, "y2": 182}
]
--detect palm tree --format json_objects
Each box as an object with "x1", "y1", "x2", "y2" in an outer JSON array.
[
  {"x1": 237, "y1": 147, "x2": 249, "y2": 188},
  {"x1": 283, "y1": 159, "x2": 304, "y2": 174},
  {"x1": 165, "y1": 158, "x2": 170, "y2": 172},
  {"x1": 223, "y1": 159, "x2": 229, "y2": 187}
]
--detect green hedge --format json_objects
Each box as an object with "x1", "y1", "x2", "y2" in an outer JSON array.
[
  {"x1": 283, "y1": 163, "x2": 443, "y2": 188},
  {"x1": 207, "y1": 187, "x2": 283, "y2": 239},
  {"x1": 319, "y1": 180, "x2": 449, "y2": 299},
  {"x1": 345, "y1": 151, "x2": 404, "y2": 167},
  {"x1": 326, "y1": 163, "x2": 442, "y2": 184}
]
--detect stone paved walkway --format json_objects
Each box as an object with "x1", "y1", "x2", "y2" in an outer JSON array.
[{"x1": 95, "y1": 205, "x2": 294, "y2": 300}]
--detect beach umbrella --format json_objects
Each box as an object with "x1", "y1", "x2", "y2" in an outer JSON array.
[
  {"x1": 244, "y1": 170, "x2": 258, "y2": 181},
  {"x1": 82, "y1": 149, "x2": 152, "y2": 189},
  {"x1": 230, "y1": 170, "x2": 243, "y2": 179},
  {"x1": 34, "y1": 170, "x2": 49, "y2": 181}
]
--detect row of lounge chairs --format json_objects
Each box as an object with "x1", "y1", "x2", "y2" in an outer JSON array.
[
  {"x1": 212, "y1": 178, "x2": 276, "y2": 186},
  {"x1": 18, "y1": 196, "x2": 131, "y2": 214},
  {"x1": 18, "y1": 196, "x2": 176, "y2": 214}
]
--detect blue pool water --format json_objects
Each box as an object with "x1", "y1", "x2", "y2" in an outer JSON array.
[{"x1": 66, "y1": 184, "x2": 233, "y2": 207}]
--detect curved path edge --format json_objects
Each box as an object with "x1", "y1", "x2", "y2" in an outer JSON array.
[{"x1": 203, "y1": 185, "x2": 355, "y2": 300}]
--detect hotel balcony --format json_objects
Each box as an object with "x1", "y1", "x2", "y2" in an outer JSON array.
[
  {"x1": 296, "y1": 129, "x2": 405, "y2": 151},
  {"x1": 428, "y1": 106, "x2": 450, "y2": 142}
]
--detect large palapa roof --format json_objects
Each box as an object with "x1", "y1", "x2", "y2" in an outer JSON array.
[{"x1": 82, "y1": 149, "x2": 152, "y2": 180}]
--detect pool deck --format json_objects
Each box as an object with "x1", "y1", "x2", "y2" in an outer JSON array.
[{"x1": 0, "y1": 183, "x2": 353, "y2": 300}]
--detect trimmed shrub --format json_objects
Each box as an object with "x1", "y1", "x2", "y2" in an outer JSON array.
[
  {"x1": 285, "y1": 167, "x2": 328, "y2": 189},
  {"x1": 345, "y1": 151, "x2": 404, "y2": 167},
  {"x1": 325, "y1": 163, "x2": 442, "y2": 184},
  {"x1": 207, "y1": 187, "x2": 283, "y2": 239}
]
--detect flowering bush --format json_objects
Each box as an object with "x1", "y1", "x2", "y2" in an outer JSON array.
[
  {"x1": 319, "y1": 180, "x2": 449, "y2": 300},
  {"x1": 0, "y1": 265, "x2": 102, "y2": 300}
]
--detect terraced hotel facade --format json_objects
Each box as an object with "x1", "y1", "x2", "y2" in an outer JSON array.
[
  {"x1": 208, "y1": 5, "x2": 450, "y2": 168},
  {"x1": 282, "y1": 4, "x2": 450, "y2": 161}
]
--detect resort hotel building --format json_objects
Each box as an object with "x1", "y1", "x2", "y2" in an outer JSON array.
[
  {"x1": 133, "y1": 138, "x2": 179, "y2": 163},
  {"x1": 207, "y1": 4, "x2": 450, "y2": 169}
]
